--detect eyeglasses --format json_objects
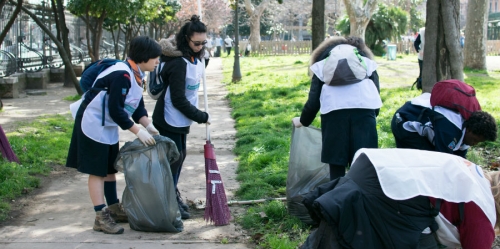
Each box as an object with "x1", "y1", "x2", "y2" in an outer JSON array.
[{"x1": 189, "y1": 38, "x2": 208, "y2": 47}]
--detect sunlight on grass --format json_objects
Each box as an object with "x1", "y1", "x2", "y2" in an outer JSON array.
[
  {"x1": 221, "y1": 55, "x2": 500, "y2": 248},
  {"x1": 0, "y1": 114, "x2": 73, "y2": 220}
]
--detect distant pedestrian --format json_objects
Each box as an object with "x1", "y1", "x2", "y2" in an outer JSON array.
[
  {"x1": 460, "y1": 32, "x2": 465, "y2": 48},
  {"x1": 413, "y1": 27, "x2": 425, "y2": 90},
  {"x1": 215, "y1": 34, "x2": 222, "y2": 57},
  {"x1": 205, "y1": 35, "x2": 213, "y2": 57},
  {"x1": 224, "y1": 36, "x2": 233, "y2": 56}
]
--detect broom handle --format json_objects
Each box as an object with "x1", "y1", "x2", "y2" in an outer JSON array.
[{"x1": 202, "y1": 67, "x2": 210, "y2": 141}]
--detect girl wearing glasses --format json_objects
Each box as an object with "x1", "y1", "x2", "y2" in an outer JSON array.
[{"x1": 152, "y1": 15, "x2": 211, "y2": 220}]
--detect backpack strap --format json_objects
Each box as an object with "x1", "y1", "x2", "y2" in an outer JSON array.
[
  {"x1": 429, "y1": 198, "x2": 442, "y2": 233},
  {"x1": 416, "y1": 106, "x2": 445, "y2": 124},
  {"x1": 453, "y1": 202, "x2": 465, "y2": 226}
]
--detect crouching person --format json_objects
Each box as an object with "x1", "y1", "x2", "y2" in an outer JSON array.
[
  {"x1": 66, "y1": 36, "x2": 162, "y2": 234},
  {"x1": 300, "y1": 148, "x2": 500, "y2": 249}
]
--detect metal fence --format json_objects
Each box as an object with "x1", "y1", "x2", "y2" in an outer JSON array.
[
  {"x1": 0, "y1": 3, "x2": 118, "y2": 77},
  {"x1": 237, "y1": 40, "x2": 500, "y2": 57}
]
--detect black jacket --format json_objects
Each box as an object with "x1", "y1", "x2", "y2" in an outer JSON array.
[
  {"x1": 299, "y1": 38, "x2": 380, "y2": 127},
  {"x1": 302, "y1": 160, "x2": 438, "y2": 249},
  {"x1": 152, "y1": 38, "x2": 209, "y2": 134}
]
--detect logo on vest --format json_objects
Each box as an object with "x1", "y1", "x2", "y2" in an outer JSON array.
[
  {"x1": 187, "y1": 83, "x2": 200, "y2": 90},
  {"x1": 448, "y1": 140, "x2": 456, "y2": 150}
]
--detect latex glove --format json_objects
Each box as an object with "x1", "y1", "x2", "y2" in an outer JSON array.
[
  {"x1": 292, "y1": 117, "x2": 303, "y2": 128},
  {"x1": 146, "y1": 123, "x2": 159, "y2": 135},
  {"x1": 206, "y1": 113, "x2": 211, "y2": 125},
  {"x1": 136, "y1": 129, "x2": 156, "y2": 146}
]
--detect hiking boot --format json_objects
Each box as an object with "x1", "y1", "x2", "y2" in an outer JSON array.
[
  {"x1": 179, "y1": 203, "x2": 191, "y2": 219},
  {"x1": 93, "y1": 208, "x2": 124, "y2": 234},
  {"x1": 107, "y1": 203, "x2": 128, "y2": 223},
  {"x1": 176, "y1": 189, "x2": 190, "y2": 211}
]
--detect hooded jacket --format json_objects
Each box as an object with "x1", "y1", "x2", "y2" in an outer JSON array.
[
  {"x1": 152, "y1": 38, "x2": 209, "y2": 134},
  {"x1": 299, "y1": 37, "x2": 381, "y2": 127}
]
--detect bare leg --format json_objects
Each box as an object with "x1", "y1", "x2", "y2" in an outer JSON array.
[{"x1": 88, "y1": 174, "x2": 116, "y2": 206}]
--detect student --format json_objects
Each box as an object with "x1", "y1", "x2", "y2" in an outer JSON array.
[
  {"x1": 66, "y1": 36, "x2": 161, "y2": 234},
  {"x1": 391, "y1": 92, "x2": 497, "y2": 158},
  {"x1": 153, "y1": 15, "x2": 211, "y2": 220},
  {"x1": 300, "y1": 148, "x2": 500, "y2": 249},
  {"x1": 292, "y1": 36, "x2": 382, "y2": 181}
]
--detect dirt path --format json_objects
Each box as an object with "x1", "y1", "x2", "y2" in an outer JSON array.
[{"x1": 0, "y1": 58, "x2": 252, "y2": 249}]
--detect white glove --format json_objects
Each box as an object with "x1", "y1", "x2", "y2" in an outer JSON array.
[
  {"x1": 206, "y1": 113, "x2": 211, "y2": 125},
  {"x1": 135, "y1": 129, "x2": 156, "y2": 146},
  {"x1": 146, "y1": 123, "x2": 159, "y2": 135},
  {"x1": 292, "y1": 117, "x2": 303, "y2": 128}
]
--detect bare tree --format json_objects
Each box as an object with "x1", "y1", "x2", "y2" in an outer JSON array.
[
  {"x1": 269, "y1": 0, "x2": 310, "y2": 40},
  {"x1": 463, "y1": 0, "x2": 488, "y2": 70},
  {"x1": 422, "y1": 0, "x2": 463, "y2": 93},
  {"x1": 175, "y1": 0, "x2": 231, "y2": 35},
  {"x1": 244, "y1": 0, "x2": 270, "y2": 52},
  {"x1": 342, "y1": 0, "x2": 378, "y2": 41},
  {"x1": 11, "y1": 0, "x2": 82, "y2": 94}
]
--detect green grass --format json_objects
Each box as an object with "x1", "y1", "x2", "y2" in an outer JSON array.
[
  {"x1": 0, "y1": 114, "x2": 73, "y2": 220},
  {"x1": 64, "y1": 94, "x2": 82, "y2": 101},
  {"x1": 221, "y1": 55, "x2": 500, "y2": 248}
]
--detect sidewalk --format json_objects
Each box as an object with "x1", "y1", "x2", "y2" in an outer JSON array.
[{"x1": 0, "y1": 57, "x2": 251, "y2": 249}]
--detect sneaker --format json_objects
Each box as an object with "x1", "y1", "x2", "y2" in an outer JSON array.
[
  {"x1": 93, "y1": 208, "x2": 124, "y2": 234},
  {"x1": 107, "y1": 203, "x2": 128, "y2": 223},
  {"x1": 176, "y1": 189, "x2": 190, "y2": 211},
  {"x1": 178, "y1": 203, "x2": 191, "y2": 219}
]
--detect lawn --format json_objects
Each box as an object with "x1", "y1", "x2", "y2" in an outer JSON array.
[
  {"x1": 0, "y1": 53, "x2": 498, "y2": 248},
  {"x1": 221, "y1": 54, "x2": 500, "y2": 248}
]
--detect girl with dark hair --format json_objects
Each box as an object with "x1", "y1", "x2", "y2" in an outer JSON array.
[
  {"x1": 152, "y1": 15, "x2": 210, "y2": 220},
  {"x1": 66, "y1": 36, "x2": 162, "y2": 234}
]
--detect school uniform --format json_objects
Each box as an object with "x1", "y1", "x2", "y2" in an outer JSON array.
[
  {"x1": 66, "y1": 62, "x2": 148, "y2": 177},
  {"x1": 152, "y1": 38, "x2": 209, "y2": 187},
  {"x1": 301, "y1": 149, "x2": 496, "y2": 249},
  {"x1": 299, "y1": 40, "x2": 382, "y2": 166},
  {"x1": 391, "y1": 93, "x2": 468, "y2": 158}
]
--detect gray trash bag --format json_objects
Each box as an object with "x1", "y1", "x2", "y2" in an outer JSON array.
[
  {"x1": 286, "y1": 126, "x2": 330, "y2": 225},
  {"x1": 115, "y1": 135, "x2": 183, "y2": 232}
]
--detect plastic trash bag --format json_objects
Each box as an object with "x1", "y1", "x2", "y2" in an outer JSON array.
[
  {"x1": 286, "y1": 126, "x2": 330, "y2": 225},
  {"x1": 115, "y1": 135, "x2": 183, "y2": 232}
]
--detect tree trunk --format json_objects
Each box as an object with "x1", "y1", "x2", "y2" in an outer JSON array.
[
  {"x1": 311, "y1": 0, "x2": 325, "y2": 50},
  {"x1": 14, "y1": 0, "x2": 82, "y2": 95},
  {"x1": 342, "y1": 0, "x2": 378, "y2": 41},
  {"x1": 0, "y1": 0, "x2": 22, "y2": 47},
  {"x1": 463, "y1": 0, "x2": 488, "y2": 70},
  {"x1": 244, "y1": 0, "x2": 270, "y2": 53},
  {"x1": 232, "y1": 3, "x2": 242, "y2": 82},
  {"x1": 55, "y1": 0, "x2": 73, "y2": 88},
  {"x1": 422, "y1": 0, "x2": 463, "y2": 93},
  {"x1": 92, "y1": 15, "x2": 105, "y2": 61}
]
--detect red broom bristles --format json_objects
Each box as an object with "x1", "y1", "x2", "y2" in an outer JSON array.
[{"x1": 204, "y1": 141, "x2": 231, "y2": 226}]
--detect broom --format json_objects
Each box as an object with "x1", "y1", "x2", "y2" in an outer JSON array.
[
  {"x1": 202, "y1": 67, "x2": 231, "y2": 226},
  {"x1": 0, "y1": 125, "x2": 19, "y2": 163}
]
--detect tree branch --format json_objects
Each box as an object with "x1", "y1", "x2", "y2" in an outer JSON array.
[{"x1": 0, "y1": 0, "x2": 22, "y2": 46}]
